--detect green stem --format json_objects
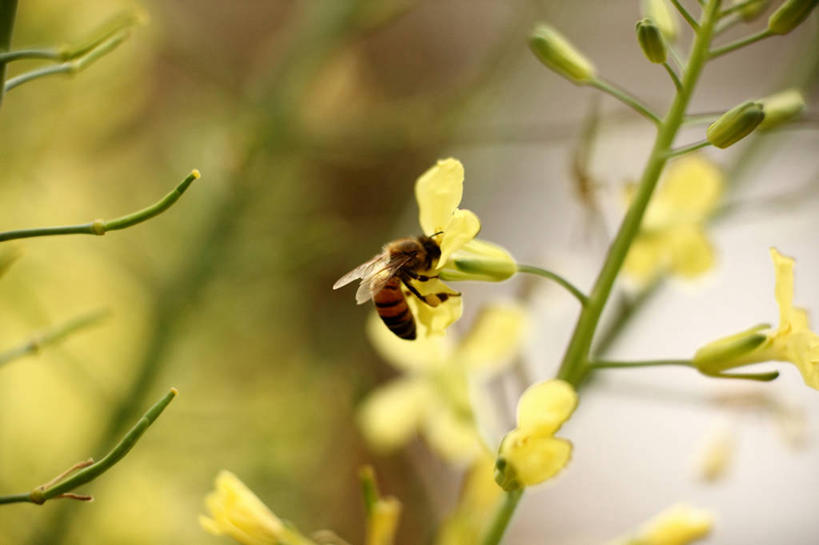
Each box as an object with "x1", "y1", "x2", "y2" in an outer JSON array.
[
  {"x1": 0, "y1": 48, "x2": 61, "y2": 63},
  {"x1": 670, "y1": 0, "x2": 700, "y2": 30},
  {"x1": 0, "y1": 0, "x2": 17, "y2": 106},
  {"x1": 516, "y1": 264, "x2": 588, "y2": 305},
  {"x1": 589, "y1": 78, "x2": 662, "y2": 125},
  {"x1": 4, "y1": 30, "x2": 129, "y2": 93},
  {"x1": 0, "y1": 388, "x2": 176, "y2": 505},
  {"x1": 667, "y1": 139, "x2": 711, "y2": 156},
  {"x1": 0, "y1": 309, "x2": 108, "y2": 367},
  {"x1": 0, "y1": 170, "x2": 200, "y2": 242},
  {"x1": 663, "y1": 62, "x2": 683, "y2": 91},
  {"x1": 591, "y1": 280, "x2": 662, "y2": 357},
  {"x1": 590, "y1": 359, "x2": 694, "y2": 369},
  {"x1": 709, "y1": 29, "x2": 773, "y2": 59},
  {"x1": 481, "y1": 489, "x2": 523, "y2": 545},
  {"x1": 557, "y1": 0, "x2": 721, "y2": 387}
]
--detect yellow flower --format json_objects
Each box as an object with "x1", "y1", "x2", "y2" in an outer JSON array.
[
  {"x1": 694, "y1": 248, "x2": 819, "y2": 389},
  {"x1": 624, "y1": 156, "x2": 723, "y2": 285},
  {"x1": 695, "y1": 423, "x2": 734, "y2": 482},
  {"x1": 200, "y1": 471, "x2": 315, "y2": 545},
  {"x1": 416, "y1": 158, "x2": 516, "y2": 284},
  {"x1": 494, "y1": 379, "x2": 577, "y2": 490},
  {"x1": 358, "y1": 304, "x2": 527, "y2": 463},
  {"x1": 611, "y1": 504, "x2": 714, "y2": 545},
  {"x1": 366, "y1": 496, "x2": 402, "y2": 545}
]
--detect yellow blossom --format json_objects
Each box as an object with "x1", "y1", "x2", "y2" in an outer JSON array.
[
  {"x1": 495, "y1": 380, "x2": 577, "y2": 490},
  {"x1": 694, "y1": 248, "x2": 819, "y2": 389},
  {"x1": 611, "y1": 504, "x2": 714, "y2": 545},
  {"x1": 358, "y1": 304, "x2": 527, "y2": 463},
  {"x1": 695, "y1": 423, "x2": 734, "y2": 482},
  {"x1": 624, "y1": 155, "x2": 723, "y2": 285},
  {"x1": 199, "y1": 471, "x2": 315, "y2": 545}
]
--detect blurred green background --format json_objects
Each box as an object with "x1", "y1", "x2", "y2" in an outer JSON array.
[{"x1": 0, "y1": 1, "x2": 816, "y2": 544}]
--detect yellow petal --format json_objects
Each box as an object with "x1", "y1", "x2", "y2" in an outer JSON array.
[
  {"x1": 455, "y1": 303, "x2": 527, "y2": 374},
  {"x1": 437, "y1": 209, "x2": 481, "y2": 269},
  {"x1": 423, "y1": 405, "x2": 483, "y2": 463},
  {"x1": 771, "y1": 247, "x2": 796, "y2": 328},
  {"x1": 668, "y1": 225, "x2": 714, "y2": 278},
  {"x1": 366, "y1": 312, "x2": 450, "y2": 372},
  {"x1": 416, "y1": 158, "x2": 465, "y2": 236},
  {"x1": 516, "y1": 379, "x2": 577, "y2": 434},
  {"x1": 660, "y1": 156, "x2": 723, "y2": 220},
  {"x1": 786, "y1": 329, "x2": 819, "y2": 390},
  {"x1": 497, "y1": 429, "x2": 572, "y2": 488},
  {"x1": 624, "y1": 234, "x2": 666, "y2": 285},
  {"x1": 636, "y1": 503, "x2": 714, "y2": 545},
  {"x1": 406, "y1": 279, "x2": 463, "y2": 337},
  {"x1": 357, "y1": 378, "x2": 432, "y2": 453}
]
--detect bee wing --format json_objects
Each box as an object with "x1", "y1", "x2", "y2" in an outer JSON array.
[
  {"x1": 333, "y1": 254, "x2": 386, "y2": 290},
  {"x1": 354, "y1": 256, "x2": 411, "y2": 305}
]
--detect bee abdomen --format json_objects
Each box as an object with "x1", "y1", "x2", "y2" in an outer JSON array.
[{"x1": 374, "y1": 278, "x2": 416, "y2": 340}]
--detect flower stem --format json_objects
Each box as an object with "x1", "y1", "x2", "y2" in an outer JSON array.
[
  {"x1": 663, "y1": 62, "x2": 683, "y2": 92},
  {"x1": 516, "y1": 264, "x2": 588, "y2": 305},
  {"x1": 589, "y1": 359, "x2": 694, "y2": 369},
  {"x1": 557, "y1": 0, "x2": 722, "y2": 387},
  {"x1": 0, "y1": 170, "x2": 200, "y2": 242},
  {"x1": 0, "y1": 0, "x2": 17, "y2": 107},
  {"x1": 0, "y1": 47, "x2": 60, "y2": 63},
  {"x1": 589, "y1": 78, "x2": 662, "y2": 125},
  {"x1": 0, "y1": 388, "x2": 176, "y2": 505},
  {"x1": 670, "y1": 0, "x2": 700, "y2": 30},
  {"x1": 667, "y1": 139, "x2": 711, "y2": 157},
  {"x1": 709, "y1": 29, "x2": 773, "y2": 59},
  {"x1": 481, "y1": 489, "x2": 523, "y2": 545}
]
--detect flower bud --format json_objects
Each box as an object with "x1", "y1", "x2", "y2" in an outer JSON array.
[
  {"x1": 529, "y1": 24, "x2": 596, "y2": 84},
  {"x1": 642, "y1": 0, "x2": 679, "y2": 41},
  {"x1": 706, "y1": 101, "x2": 765, "y2": 148},
  {"x1": 636, "y1": 18, "x2": 667, "y2": 63},
  {"x1": 758, "y1": 88, "x2": 805, "y2": 130},
  {"x1": 733, "y1": 0, "x2": 769, "y2": 21},
  {"x1": 693, "y1": 323, "x2": 769, "y2": 375},
  {"x1": 438, "y1": 239, "x2": 516, "y2": 282},
  {"x1": 768, "y1": 0, "x2": 819, "y2": 34}
]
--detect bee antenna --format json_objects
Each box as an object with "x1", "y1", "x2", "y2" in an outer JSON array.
[{"x1": 430, "y1": 231, "x2": 444, "y2": 238}]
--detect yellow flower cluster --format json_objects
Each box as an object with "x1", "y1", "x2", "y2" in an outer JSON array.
[{"x1": 495, "y1": 379, "x2": 577, "y2": 490}]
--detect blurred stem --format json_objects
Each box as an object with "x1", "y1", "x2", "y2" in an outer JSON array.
[
  {"x1": 0, "y1": 170, "x2": 200, "y2": 242},
  {"x1": 0, "y1": 388, "x2": 176, "y2": 505},
  {"x1": 0, "y1": 0, "x2": 17, "y2": 106},
  {"x1": 667, "y1": 139, "x2": 711, "y2": 156},
  {"x1": 481, "y1": 489, "x2": 523, "y2": 545},
  {"x1": 4, "y1": 30, "x2": 129, "y2": 93},
  {"x1": 591, "y1": 280, "x2": 662, "y2": 357},
  {"x1": 709, "y1": 29, "x2": 773, "y2": 58},
  {"x1": 663, "y1": 62, "x2": 683, "y2": 91},
  {"x1": 516, "y1": 264, "x2": 588, "y2": 305},
  {"x1": 670, "y1": 0, "x2": 700, "y2": 30},
  {"x1": 589, "y1": 78, "x2": 662, "y2": 125},
  {"x1": 557, "y1": 0, "x2": 721, "y2": 387},
  {"x1": 0, "y1": 309, "x2": 108, "y2": 367},
  {"x1": 589, "y1": 359, "x2": 694, "y2": 369},
  {"x1": 0, "y1": 48, "x2": 61, "y2": 63}
]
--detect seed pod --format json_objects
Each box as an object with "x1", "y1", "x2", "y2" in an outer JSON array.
[
  {"x1": 529, "y1": 24, "x2": 596, "y2": 84},
  {"x1": 758, "y1": 89, "x2": 805, "y2": 129},
  {"x1": 706, "y1": 101, "x2": 765, "y2": 148},
  {"x1": 636, "y1": 18, "x2": 667, "y2": 63},
  {"x1": 768, "y1": 0, "x2": 819, "y2": 35}
]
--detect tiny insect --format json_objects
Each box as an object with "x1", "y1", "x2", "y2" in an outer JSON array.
[{"x1": 333, "y1": 235, "x2": 457, "y2": 340}]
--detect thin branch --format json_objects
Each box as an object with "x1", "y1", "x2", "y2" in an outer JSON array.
[
  {"x1": 4, "y1": 30, "x2": 129, "y2": 93},
  {"x1": 667, "y1": 43, "x2": 686, "y2": 70},
  {"x1": 516, "y1": 264, "x2": 589, "y2": 305},
  {"x1": 0, "y1": 170, "x2": 201, "y2": 243},
  {"x1": 0, "y1": 388, "x2": 177, "y2": 505},
  {"x1": 669, "y1": 0, "x2": 700, "y2": 30},
  {"x1": 589, "y1": 78, "x2": 662, "y2": 125},
  {"x1": 663, "y1": 61, "x2": 683, "y2": 91},
  {"x1": 667, "y1": 139, "x2": 711, "y2": 157},
  {"x1": 709, "y1": 29, "x2": 774, "y2": 59},
  {"x1": 481, "y1": 489, "x2": 523, "y2": 545},
  {"x1": 0, "y1": 309, "x2": 109, "y2": 367},
  {"x1": 719, "y1": 0, "x2": 761, "y2": 18},
  {"x1": 589, "y1": 359, "x2": 695, "y2": 369},
  {"x1": 0, "y1": 47, "x2": 61, "y2": 63}
]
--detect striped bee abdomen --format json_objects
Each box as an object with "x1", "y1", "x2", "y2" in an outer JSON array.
[{"x1": 374, "y1": 277, "x2": 416, "y2": 340}]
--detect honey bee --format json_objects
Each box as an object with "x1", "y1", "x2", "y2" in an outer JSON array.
[{"x1": 333, "y1": 235, "x2": 457, "y2": 340}]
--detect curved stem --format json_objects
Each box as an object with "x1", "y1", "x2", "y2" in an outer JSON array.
[
  {"x1": 667, "y1": 139, "x2": 711, "y2": 157},
  {"x1": 589, "y1": 78, "x2": 662, "y2": 125},
  {"x1": 0, "y1": 0, "x2": 17, "y2": 107},
  {"x1": 0, "y1": 388, "x2": 176, "y2": 505},
  {"x1": 557, "y1": 0, "x2": 722, "y2": 387},
  {"x1": 481, "y1": 489, "x2": 523, "y2": 545},
  {"x1": 516, "y1": 264, "x2": 588, "y2": 305},
  {"x1": 663, "y1": 62, "x2": 683, "y2": 91},
  {"x1": 0, "y1": 170, "x2": 200, "y2": 242},
  {"x1": 709, "y1": 29, "x2": 773, "y2": 59},
  {"x1": 0, "y1": 47, "x2": 59, "y2": 63},
  {"x1": 590, "y1": 359, "x2": 694, "y2": 369}
]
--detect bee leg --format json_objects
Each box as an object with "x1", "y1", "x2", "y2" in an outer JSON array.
[
  {"x1": 401, "y1": 277, "x2": 461, "y2": 308},
  {"x1": 403, "y1": 270, "x2": 439, "y2": 282}
]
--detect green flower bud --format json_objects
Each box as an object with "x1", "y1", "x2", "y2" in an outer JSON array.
[
  {"x1": 706, "y1": 101, "x2": 765, "y2": 148},
  {"x1": 768, "y1": 0, "x2": 819, "y2": 34},
  {"x1": 636, "y1": 18, "x2": 667, "y2": 63},
  {"x1": 642, "y1": 0, "x2": 678, "y2": 41},
  {"x1": 529, "y1": 24, "x2": 596, "y2": 84},
  {"x1": 758, "y1": 89, "x2": 806, "y2": 130},
  {"x1": 733, "y1": 0, "x2": 769, "y2": 21},
  {"x1": 438, "y1": 239, "x2": 516, "y2": 282},
  {"x1": 693, "y1": 324, "x2": 769, "y2": 375}
]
